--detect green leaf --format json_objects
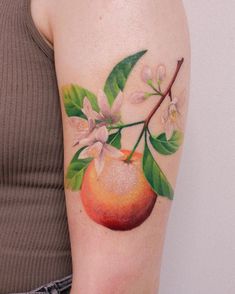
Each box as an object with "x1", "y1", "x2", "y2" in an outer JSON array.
[
  {"x1": 142, "y1": 142, "x2": 174, "y2": 200},
  {"x1": 65, "y1": 148, "x2": 93, "y2": 191},
  {"x1": 70, "y1": 146, "x2": 87, "y2": 163},
  {"x1": 62, "y1": 84, "x2": 99, "y2": 118},
  {"x1": 150, "y1": 130, "x2": 183, "y2": 155},
  {"x1": 104, "y1": 50, "x2": 147, "y2": 105},
  {"x1": 107, "y1": 131, "x2": 122, "y2": 149}
]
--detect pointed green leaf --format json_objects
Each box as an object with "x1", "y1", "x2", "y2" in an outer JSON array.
[
  {"x1": 150, "y1": 130, "x2": 183, "y2": 155},
  {"x1": 70, "y1": 146, "x2": 87, "y2": 163},
  {"x1": 65, "y1": 147, "x2": 93, "y2": 191},
  {"x1": 104, "y1": 50, "x2": 147, "y2": 105},
  {"x1": 107, "y1": 131, "x2": 122, "y2": 149},
  {"x1": 62, "y1": 84, "x2": 99, "y2": 118},
  {"x1": 143, "y1": 142, "x2": 174, "y2": 200}
]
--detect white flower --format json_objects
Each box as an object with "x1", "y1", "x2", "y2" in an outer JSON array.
[
  {"x1": 69, "y1": 94, "x2": 124, "y2": 173},
  {"x1": 96, "y1": 90, "x2": 123, "y2": 124},
  {"x1": 162, "y1": 97, "x2": 184, "y2": 140},
  {"x1": 68, "y1": 116, "x2": 96, "y2": 147},
  {"x1": 82, "y1": 91, "x2": 123, "y2": 125},
  {"x1": 79, "y1": 126, "x2": 123, "y2": 175}
]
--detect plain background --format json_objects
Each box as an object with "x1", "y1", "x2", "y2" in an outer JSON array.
[{"x1": 159, "y1": 1, "x2": 235, "y2": 294}]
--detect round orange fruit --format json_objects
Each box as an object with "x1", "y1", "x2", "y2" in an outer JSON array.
[{"x1": 80, "y1": 150, "x2": 157, "y2": 230}]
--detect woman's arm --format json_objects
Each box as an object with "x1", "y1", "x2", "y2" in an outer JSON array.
[{"x1": 50, "y1": 0, "x2": 190, "y2": 293}]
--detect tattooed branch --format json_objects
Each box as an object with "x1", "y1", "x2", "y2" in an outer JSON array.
[{"x1": 62, "y1": 50, "x2": 185, "y2": 231}]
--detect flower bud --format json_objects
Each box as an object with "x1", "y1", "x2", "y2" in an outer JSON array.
[
  {"x1": 156, "y1": 64, "x2": 166, "y2": 82},
  {"x1": 129, "y1": 91, "x2": 146, "y2": 104},
  {"x1": 141, "y1": 65, "x2": 153, "y2": 83}
]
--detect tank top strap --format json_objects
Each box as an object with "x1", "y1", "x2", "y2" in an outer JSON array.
[{"x1": 22, "y1": 0, "x2": 54, "y2": 61}]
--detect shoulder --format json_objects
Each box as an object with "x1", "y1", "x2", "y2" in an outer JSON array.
[{"x1": 30, "y1": 0, "x2": 86, "y2": 47}]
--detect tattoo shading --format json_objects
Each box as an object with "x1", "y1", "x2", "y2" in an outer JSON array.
[{"x1": 62, "y1": 50, "x2": 184, "y2": 231}]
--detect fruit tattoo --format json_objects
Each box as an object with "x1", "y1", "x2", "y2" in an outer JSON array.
[{"x1": 62, "y1": 50, "x2": 185, "y2": 231}]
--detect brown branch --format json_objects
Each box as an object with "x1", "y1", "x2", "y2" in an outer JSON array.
[{"x1": 145, "y1": 58, "x2": 184, "y2": 126}]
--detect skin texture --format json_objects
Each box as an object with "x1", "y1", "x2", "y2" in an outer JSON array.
[{"x1": 31, "y1": 0, "x2": 190, "y2": 293}]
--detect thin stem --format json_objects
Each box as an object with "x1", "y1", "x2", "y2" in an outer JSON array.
[
  {"x1": 125, "y1": 126, "x2": 146, "y2": 162},
  {"x1": 108, "y1": 120, "x2": 145, "y2": 130},
  {"x1": 169, "y1": 89, "x2": 173, "y2": 101},
  {"x1": 146, "y1": 92, "x2": 162, "y2": 97},
  {"x1": 147, "y1": 80, "x2": 163, "y2": 96},
  {"x1": 146, "y1": 126, "x2": 151, "y2": 136}
]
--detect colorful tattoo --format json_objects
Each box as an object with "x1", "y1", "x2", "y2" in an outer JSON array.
[{"x1": 62, "y1": 50, "x2": 184, "y2": 231}]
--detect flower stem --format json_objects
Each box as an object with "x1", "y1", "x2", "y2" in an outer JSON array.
[
  {"x1": 126, "y1": 58, "x2": 184, "y2": 162},
  {"x1": 146, "y1": 92, "x2": 162, "y2": 97},
  {"x1": 147, "y1": 80, "x2": 162, "y2": 95},
  {"x1": 169, "y1": 89, "x2": 173, "y2": 101},
  {"x1": 125, "y1": 126, "x2": 146, "y2": 162},
  {"x1": 109, "y1": 120, "x2": 145, "y2": 130}
]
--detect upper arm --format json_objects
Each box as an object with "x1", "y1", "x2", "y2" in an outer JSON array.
[
  {"x1": 51, "y1": 0, "x2": 190, "y2": 292},
  {"x1": 52, "y1": 0, "x2": 190, "y2": 190}
]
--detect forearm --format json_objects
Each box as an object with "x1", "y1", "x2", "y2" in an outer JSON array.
[{"x1": 52, "y1": 0, "x2": 190, "y2": 293}]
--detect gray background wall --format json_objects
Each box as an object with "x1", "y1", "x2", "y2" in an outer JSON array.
[{"x1": 160, "y1": 1, "x2": 235, "y2": 293}]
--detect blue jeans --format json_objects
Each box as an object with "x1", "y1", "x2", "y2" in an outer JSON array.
[{"x1": 11, "y1": 274, "x2": 72, "y2": 294}]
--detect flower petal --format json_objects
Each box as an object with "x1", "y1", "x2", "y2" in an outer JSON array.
[
  {"x1": 165, "y1": 120, "x2": 174, "y2": 140},
  {"x1": 95, "y1": 126, "x2": 109, "y2": 143},
  {"x1": 79, "y1": 128, "x2": 97, "y2": 147},
  {"x1": 156, "y1": 64, "x2": 166, "y2": 82},
  {"x1": 93, "y1": 112, "x2": 104, "y2": 121},
  {"x1": 103, "y1": 144, "x2": 123, "y2": 158},
  {"x1": 97, "y1": 89, "x2": 111, "y2": 118},
  {"x1": 111, "y1": 91, "x2": 123, "y2": 116},
  {"x1": 94, "y1": 151, "x2": 105, "y2": 176},
  {"x1": 81, "y1": 97, "x2": 93, "y2": 118},
  {"x1": 75, "y1": 130, "x2": 89, "y2": 140},
  {"x1": 81, "y1": 97, "x2": 101, "y2": 120},
  {"x1": 161, "y1": 107, "x2": 169, "y2": 124},
  {"x1": 79, "y1": 141, "x2": 103, "y2": 159},
  {"x1": 68, "y1": 116, "x2": 88, "y2": 131},
  {"x1": 87, "y1": 118, "x2": 95, "y2": 131}
]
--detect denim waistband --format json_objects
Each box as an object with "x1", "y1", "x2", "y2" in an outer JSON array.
[{"x1": 11, "y1": 274, "x2": 72, "y2": 294}]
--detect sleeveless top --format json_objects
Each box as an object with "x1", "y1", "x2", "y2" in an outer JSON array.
[{"x1": 0, "y1": 0, "x2": 72, "y2": 293}]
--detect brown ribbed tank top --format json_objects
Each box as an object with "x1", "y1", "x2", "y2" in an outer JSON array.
[{"x1": 0, "y1": 0, "x2": 72, "y2": 292}]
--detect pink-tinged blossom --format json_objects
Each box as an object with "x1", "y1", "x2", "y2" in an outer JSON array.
[
  {"x1": 68, "y1": 116, "x2": 96, "y2": 147},
  {"x1": 97, "y1": 90, "x2": 123, "y2": 124},
  {"x1": 68, "y1": 97, "x2": 105, "y2": 147},
  {"x1": 141, "y1": 65, "x2": 153, "y2": 83},
  {"x1": 69, "y1": 91, "x2": 124, "y2": 150},
  {"x1": 81, "y1": 97, "x2": 101, "y2": 121},
  {"x1": 79, "y1": 126, "x2": 123, "y2": 175},
  {"x1": 161, "y1": 97, "x2": 184, "y2": 140},
  {"x1": 129, "y1": 91, "x2": 146, "y2": 104},
  {"x1": 156, "y1": 64, "x2": 166, "y2": 82}
]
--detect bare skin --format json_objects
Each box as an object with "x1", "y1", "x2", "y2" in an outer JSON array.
[{"x1": 31, "y1": 0, "x2": 190, "y2": 293}]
